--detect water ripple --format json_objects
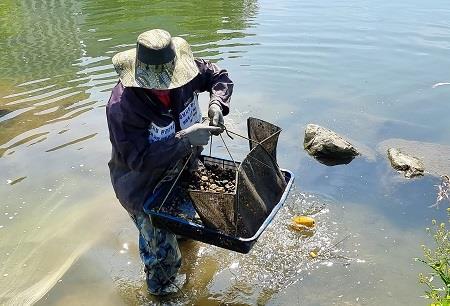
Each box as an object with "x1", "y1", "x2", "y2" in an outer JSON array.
[{"x1": 45, "y1": 133, "x2": 98, "y2": 152}]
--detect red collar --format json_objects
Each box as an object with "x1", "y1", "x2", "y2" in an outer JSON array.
[{"x1": 145, "y1": 89, "x2": 171, "y2": 108}]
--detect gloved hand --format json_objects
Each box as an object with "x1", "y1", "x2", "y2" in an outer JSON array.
[
  {"x1": 208, "y1": 101, "x2": 224, "y2": 135},
  {"x1": 176, "y1": 123, "x2": 222, "y2": 146}
]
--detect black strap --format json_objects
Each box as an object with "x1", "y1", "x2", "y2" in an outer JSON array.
[{"x1": 136, "y1": 41, "x2": 176, "y2": 66}]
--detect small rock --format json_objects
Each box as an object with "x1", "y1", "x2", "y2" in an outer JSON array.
[
  {"x1": 387, "y1": 148, "x2": 424, "y2": 178},
  {"x1": 378, "y1": 139, "x2": 450, "y2": 178},
  {"x1": 303, "y1": 124, "x2": 359, "y2": 165},
  {"x1": 188, "y1": 164, "x2": 237, "y2": 193}
]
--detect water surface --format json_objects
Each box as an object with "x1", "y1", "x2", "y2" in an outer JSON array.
[{"x1": 1, "y1": 0, "x2": 450, "y2": 305}]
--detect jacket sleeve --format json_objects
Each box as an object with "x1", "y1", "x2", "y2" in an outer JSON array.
[
  {"x1": 107, "y1": 102, "x2": 192, "y2": 173},
  {"x1": 195, "y1": 59, "x2": 233, "y2": 116}
]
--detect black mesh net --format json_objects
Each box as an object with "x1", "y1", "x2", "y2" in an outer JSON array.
[
  {"x1": 188, "y1": 157, "x2": 238, "y2": 235},
  {"x1": 247, "y1": 117, "x2": 282, "y2": 161},
  {"x1": 188, "y1": 118, "x2": 287, "y2": 238}
]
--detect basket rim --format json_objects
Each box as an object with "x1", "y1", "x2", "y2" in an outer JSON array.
[{"x1": 150, "y1": 168, "x2": 294, "y2": 242}]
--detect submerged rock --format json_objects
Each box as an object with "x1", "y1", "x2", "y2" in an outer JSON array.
[
  {"x1": 303, "y1": 124, "x2": 359, "y2": 165},
  {"x1": 378, "y1": 139, "x2": 450, "y2": 178},
  {"x1": 387, "y1": 148, "x2": 424, "y2": 178}
]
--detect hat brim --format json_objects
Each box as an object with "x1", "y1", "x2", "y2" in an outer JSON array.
[{"x1": 112, "y1": 37, "x2": 199, "y2": 90}]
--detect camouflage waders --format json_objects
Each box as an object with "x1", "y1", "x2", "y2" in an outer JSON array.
[{"x1": 129, "y1": 210, "x2": 182, "y2": 295}]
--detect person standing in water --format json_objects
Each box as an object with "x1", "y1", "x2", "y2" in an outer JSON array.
[{"x1": 106, "y1": 29, "x2": 233, "y2": 295}]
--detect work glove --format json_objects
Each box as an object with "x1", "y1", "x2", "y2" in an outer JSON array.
[
  {"x1": 176, "y1": 123, "x2": 222, "y2": 146},
  {"x1": 208, "y1": 101, "x2": 224, "y2": 135}
]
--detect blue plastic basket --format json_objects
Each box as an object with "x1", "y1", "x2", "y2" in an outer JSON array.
[{"x1": 149, "y1": 165, "x2": 294, "y2": 254}]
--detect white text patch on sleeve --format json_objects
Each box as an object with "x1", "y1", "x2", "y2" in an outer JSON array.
[
  {"x1": 148, "y1": 121, "x2": 175, "y2": 143},
  {"x1": 179, "y1": 95, "x2": 202, "y2": 130}
]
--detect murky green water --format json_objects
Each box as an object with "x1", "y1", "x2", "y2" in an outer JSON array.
[{"x1": 1, "y1": 0, "x2": 450, "y2": 305}]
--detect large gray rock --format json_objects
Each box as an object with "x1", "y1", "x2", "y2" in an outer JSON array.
[
  {"x1": 387, "y1": 148, "x2": 424, "y2": 178},
  {"x1": 303, "y1": 124, "x2": 359, "y2": 165}
]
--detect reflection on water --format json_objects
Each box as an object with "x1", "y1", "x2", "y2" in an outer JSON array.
[
  {"x1": 1, "y1": 0, "x2": 450, "y2": 304},
  {"x1": 0, "y1": 0, "x2": 258, "y2": 155}
]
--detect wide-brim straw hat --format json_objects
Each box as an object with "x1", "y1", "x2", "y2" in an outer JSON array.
[{"x1": 112, "y1": 29, "x2": 199, "y2": 90}]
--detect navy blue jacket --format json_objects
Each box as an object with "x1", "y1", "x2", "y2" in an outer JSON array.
[{"x1": 106, "y1": 59, "x2": 233, "y2": 212}]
